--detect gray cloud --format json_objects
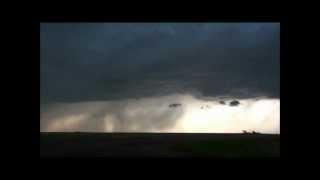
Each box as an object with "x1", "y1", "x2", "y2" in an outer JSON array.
[
  {"x1": 40, "y1": 94, "x2": 186, "y2": 132},
  {"x1": 40, "y1": 23, "x2": 279, "y2": 104}
]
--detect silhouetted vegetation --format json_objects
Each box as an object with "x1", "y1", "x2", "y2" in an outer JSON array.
[
  {"x1": 242, "y1": 130, "x2": 261, "y2": 134},
  {"x1": 252, "y1": 131, "x2": 261, "y2": 134}
]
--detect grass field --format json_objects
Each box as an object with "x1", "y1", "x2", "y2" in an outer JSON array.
[{"x1": 40, "y1": 132, "x2": 280, "y2": 158}]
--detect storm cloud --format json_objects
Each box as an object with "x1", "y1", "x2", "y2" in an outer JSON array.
[
  {"x1": 41, "y1": 94, "x2": 279, "y2": 133},
  {"x1": 41, "y1": 95, "x2": 184, "y2": 132},
  {"x1": 40, "y1": 23, "x2": 280, "y2": 133},
  {"x1": 41, "y1": 23, "x2": 279, "y2": 104}
]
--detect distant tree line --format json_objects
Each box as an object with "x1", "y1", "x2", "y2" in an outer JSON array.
[{"x1": 242, "y1": 130, "x2": 261, "y2": 134}]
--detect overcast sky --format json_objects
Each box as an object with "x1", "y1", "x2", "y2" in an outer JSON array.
[
  {"x1": 40, "y1": 23, "x2": 280, "y2": 133},
  {"x1": 41, "y1": 23, "x2": 279, "y2": 104}
]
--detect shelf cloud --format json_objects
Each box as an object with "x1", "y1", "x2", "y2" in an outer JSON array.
[{"x1": 40, "y1": 23, "x2": 280, "y2": 133}]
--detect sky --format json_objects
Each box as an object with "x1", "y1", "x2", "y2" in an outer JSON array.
[{"x1": 40, "y1": 23, "x2": 280, "y2": 133}]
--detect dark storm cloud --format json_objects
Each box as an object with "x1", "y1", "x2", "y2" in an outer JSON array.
[{"x1": 40, "y1": 23, "x2": 279, "y2": 104}]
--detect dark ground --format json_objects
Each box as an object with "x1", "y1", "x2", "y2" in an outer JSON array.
[{"x1": 40, "y1": 133, "x2": 280, "y2": 158}]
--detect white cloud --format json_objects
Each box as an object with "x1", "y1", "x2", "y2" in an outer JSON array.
[{"x1": 40, "y1": 94, "x2": 279, "y2": 134}]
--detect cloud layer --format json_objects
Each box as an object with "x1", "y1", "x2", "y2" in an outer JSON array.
[
  {"x1": 41, "y1": 94, "x2": 279, "y2": 133},
  {"x1": 41, "y1": 23, "x2": 279, "y2": 104},
  {"x1": 40, "y1": 23, "x2": 280, "y2": 133}
]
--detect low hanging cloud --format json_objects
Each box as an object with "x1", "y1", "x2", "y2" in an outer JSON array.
[
  {"x1": 40, "y1": 23, "x2": 279, "y2": 104},
  {"x1": 41, "y1": 94, "x2": 279, "y2": 134},
  {"x1": 40, "y1": 23, "x2": 280, "y2": 134}
]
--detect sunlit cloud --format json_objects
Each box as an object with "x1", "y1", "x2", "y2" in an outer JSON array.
[{"x1": 41, "y1": 94, "x2": 279, "y2": 134}]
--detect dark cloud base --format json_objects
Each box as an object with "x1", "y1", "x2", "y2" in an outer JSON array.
[{"x1": 41, "y1": 23, "x2": 279, "y2": 104}]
